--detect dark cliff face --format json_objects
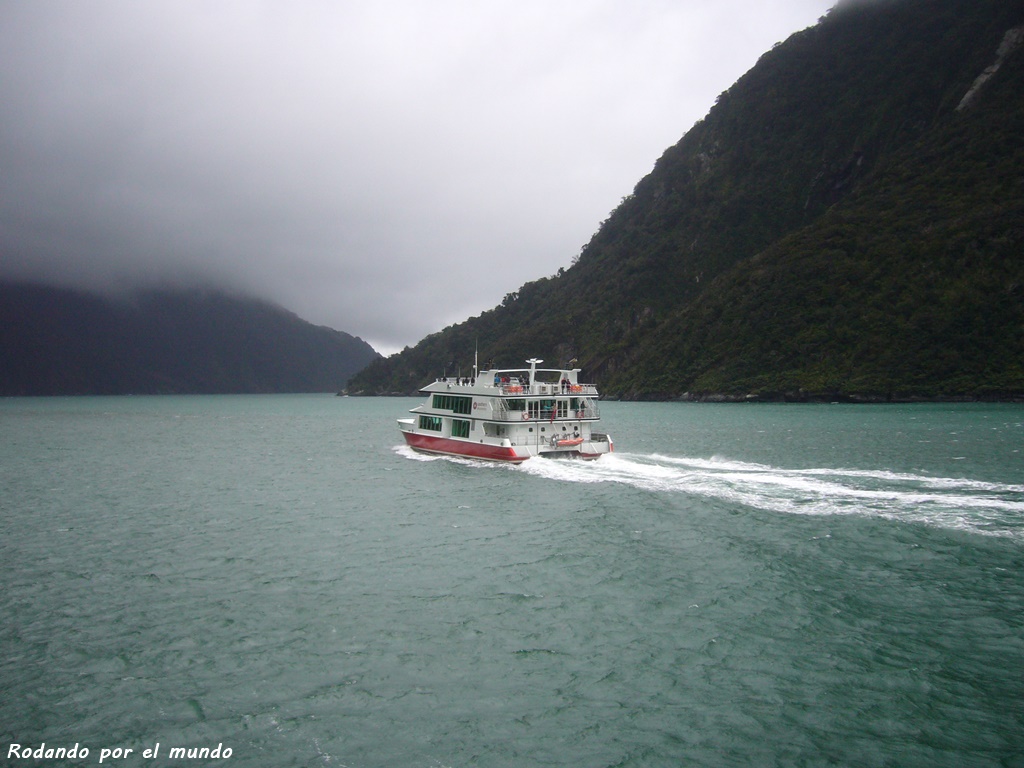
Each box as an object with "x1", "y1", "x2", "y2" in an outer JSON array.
[
  {"x1": 349, "y1": 0, "x2": 1024, "y2": 400},
  {"x1": 0, "y1": 282, "x2": 380, "y2": 395}
]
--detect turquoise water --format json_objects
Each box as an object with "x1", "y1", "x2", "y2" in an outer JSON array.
[{"x1": 1, "y1": 396, "x2": 1022, "y2": 767}]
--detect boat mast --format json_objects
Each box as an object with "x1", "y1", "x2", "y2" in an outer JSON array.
[{"x1": 526, "y1": 358, "x2": 543, "y2": 388}]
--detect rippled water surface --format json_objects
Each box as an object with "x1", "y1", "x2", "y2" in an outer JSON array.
[{"x1": 2, "y1": 396, "x2": 1022, "y2": 766}]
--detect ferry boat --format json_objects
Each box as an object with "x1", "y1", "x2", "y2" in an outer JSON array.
[{"x1": 398, "y1": 358, "x2": 613, "y2": 462}]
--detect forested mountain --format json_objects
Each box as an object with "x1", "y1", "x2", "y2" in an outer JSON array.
[
  {"x1": 0, "y1": 283, "x2": 379, "y2": 395},
  {"x1": 349, "y1": 0, "x2": 1024, "y2": 401}
]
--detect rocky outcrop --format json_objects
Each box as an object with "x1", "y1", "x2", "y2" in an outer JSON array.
[{"x1": 956, "y1": 26, "x2": 1024, "y2": 111}]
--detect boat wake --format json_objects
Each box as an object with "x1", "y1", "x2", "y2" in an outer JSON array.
[
  {"x1": 519, "y1": 452, "x2": 1024, "y2": 539},
  {"x1": 393, "y1": 444, "x2": 509, "y2": 467}
]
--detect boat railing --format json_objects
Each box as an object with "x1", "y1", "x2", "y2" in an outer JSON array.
[
  {"x1": 496, "y1": 383, "x2": 599, "y2": 397},
  {"x1": 490, "y1": 401, "x2": 602, "y2": 422}
]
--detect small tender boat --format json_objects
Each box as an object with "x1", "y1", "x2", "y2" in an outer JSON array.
[{"x1": 398, "y1": 358, "x2": 613, "y2": 462}]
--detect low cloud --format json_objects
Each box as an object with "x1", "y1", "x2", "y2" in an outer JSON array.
[{"x1": 0, "y1": 0, "x2": 834, "y2": 353}]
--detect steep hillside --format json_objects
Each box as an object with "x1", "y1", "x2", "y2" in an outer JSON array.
[
  {"x1": 0, "y1": 283, "x2": 380, "y2": 395},
  {"x1": 349, "y1": 0, "x2": 1024, "y2": 400}
]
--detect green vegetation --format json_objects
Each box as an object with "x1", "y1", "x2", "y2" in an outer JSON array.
[{"x1": 349, "y1": 0, "x2": 1024, "y2": 400}]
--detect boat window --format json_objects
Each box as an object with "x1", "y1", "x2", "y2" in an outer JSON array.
[
  {"x1": 506, "y1": 399, "x2": 526, "y2": 411},
  {"x1": 451, "y1": 419, "x2": 470, "y2": 438},
  {"x1": 418, "y1": 415, "x2": 443, "y2": 432},
  {"x1": 432, "y1": 394, "x2": 472, "y2": 414},
  {"x1": 536, "y1": 399, "x2": 569, "y2": 418}
]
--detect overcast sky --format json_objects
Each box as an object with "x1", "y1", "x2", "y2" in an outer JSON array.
[{"x1": 1, "y1": 0, "x2": 836, "y2": 354}]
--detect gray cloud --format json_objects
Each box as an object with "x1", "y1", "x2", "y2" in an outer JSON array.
[{"x1": 0, "y1": 0, "x2": 835, "y2": 353}]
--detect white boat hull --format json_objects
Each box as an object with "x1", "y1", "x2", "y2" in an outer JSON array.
[
  {"x1": 398, "y1": 418, "x2": 612, "y2": 462},
  {"x1": 397, "y1": 359, "x2": 613, "y2": 463}
]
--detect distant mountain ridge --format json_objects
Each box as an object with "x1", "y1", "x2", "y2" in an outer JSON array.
[
  {"x1": 0, "y1": 282, "x2": 379, "y2": 395},
  {"x1": 349, "y1": 0, "x2": 1024, "y2": 401}
]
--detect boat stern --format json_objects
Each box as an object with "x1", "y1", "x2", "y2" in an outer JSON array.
[{"x1": 539, "y1": 432, "x2": 613, "y2": 460}]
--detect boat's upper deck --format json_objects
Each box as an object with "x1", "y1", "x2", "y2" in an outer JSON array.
[{"x1": 421, "y1": 361, "x2": 598, "y2": 399}]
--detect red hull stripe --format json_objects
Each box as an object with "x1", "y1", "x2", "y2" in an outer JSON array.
[{"x1": 403, "y1": 432, "x2": 527, "y2": 462}]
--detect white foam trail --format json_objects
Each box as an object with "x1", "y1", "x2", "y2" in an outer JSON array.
[
  {"x1": 651, "y1": 454, "x2": 1024, "y2": 494},
  {"x1": 518, "y1": 452, "x2": 1024, "y2": 539},
  {"x1": 392, "y1": 444, "x2": 506, "y2": 469},
  {"x1": 394, "y1": 444, "x2": 439, "y2": 462}
]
